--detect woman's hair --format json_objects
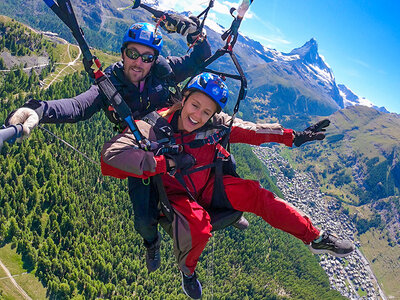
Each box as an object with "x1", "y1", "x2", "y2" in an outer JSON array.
[
  {"x1": 159, "y1": 101, "x2": 183, "y2": 118},
  {"x1": 159, "y1": 90, "x2": 194, "y2": 118}
]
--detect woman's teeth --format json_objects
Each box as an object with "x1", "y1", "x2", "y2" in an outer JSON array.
[{"x1": 189, "y1": 117, "x2": 199, "y2": 124}]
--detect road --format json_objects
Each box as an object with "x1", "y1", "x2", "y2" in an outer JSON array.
[
  {"x1": 44, "y1": 42, "x2": 82, "y2": 89},
  {"x1": 0, "y1": 258, "x2": 32, "y2": 300},
  {"x1": 0, "y1": 32, "x2": 82, "y2": 90}
]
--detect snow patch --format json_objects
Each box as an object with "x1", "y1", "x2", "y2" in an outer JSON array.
[
  {"x1": 303, "y1": 63, "x2": 334, "y2": 84},
  {"x1": 319, "y1": 54, "x2": 332, "y2": 69},
  {"x1": 340, "y1": 86, "x2": 374, "y2": 108},
  {"x1": 279, "y1": 54, "x2": 300, "y2": 62}
]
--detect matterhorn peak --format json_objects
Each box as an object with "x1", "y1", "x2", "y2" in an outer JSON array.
[{"x1": 289, "y1": 38, "x2": 320, "y2": 65}]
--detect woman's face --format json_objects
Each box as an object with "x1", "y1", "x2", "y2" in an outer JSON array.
[{"x1": 178, "y1": 91, "x2": 218, "y2": 132}]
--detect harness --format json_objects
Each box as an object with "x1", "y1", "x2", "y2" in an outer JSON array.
[{"x1": 142, "y1": 110, "x2": 242, "y2": 231}]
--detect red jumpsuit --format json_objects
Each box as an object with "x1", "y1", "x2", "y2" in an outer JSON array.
[{"x1": 101, "y1": 111, "x2": 320, "y2": 275}]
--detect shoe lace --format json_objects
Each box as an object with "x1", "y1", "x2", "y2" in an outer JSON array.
[
  {"x1": 184, "y1": 273, "x2": 198, "y2": 288},
  {"x1": 147, "y1": 245, "x2": 159, "y2": 260}
]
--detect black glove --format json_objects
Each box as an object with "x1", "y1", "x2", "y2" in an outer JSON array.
[
  {"x1": 166, "y1": 153, "x2": 196, "y2": 174},
  {"x1": 304, "y1": 119, "x2": 330, "y2": 133},
  {"x1": 163, "y1": 13, "x2": 202, "y2": 44},
  {"x1": 293, "y1": 119, "x2": 330, "y2": 147}
]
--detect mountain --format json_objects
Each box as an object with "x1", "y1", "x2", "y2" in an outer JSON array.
[
  {"x1": 338, "y1": 84, "x2": 389, "y2": 113},
  {"x1": 292, "y1": 105, "x2": 400, "y2": 204},
  {"x1": 288, "y1": 105, "x2": 400, "y2": 242},
  {"x1": 0, "y1": 0, "x2": 388, "y2": 121},
  {"x1": 244, "y1": 38, "x2": 343, "y2": 117},
  {"x1": 285, "y1": 105, "x2": 400, "y2": 298}
]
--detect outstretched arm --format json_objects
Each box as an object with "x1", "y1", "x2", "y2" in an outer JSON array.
[
  {"x1": 35, "y1": 85, "x2": 104, "y2": 123},
  {"x1": 213, "y1": 112, "x2": 293, "y2": 146},
  {"x1": 101, "y1": 128, "x2": 167, "y2": 180},
  {"x1": 5, "y1": 85, "x2": 104, "y2": 140},
  {"x1": 167, "y1": 38, "x2": 212, "y2": 83},
  {"x1": 216, "y1": 113, "x2": 329, "y2": 148}
]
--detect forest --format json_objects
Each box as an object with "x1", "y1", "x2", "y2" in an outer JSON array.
[{"x1": 0, "y1": 17, "x2": 346, "y2": 299}]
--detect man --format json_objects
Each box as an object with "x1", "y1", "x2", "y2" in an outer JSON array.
[{"x1": 5, "y1": 19, "x2": 211, "y2": 272}]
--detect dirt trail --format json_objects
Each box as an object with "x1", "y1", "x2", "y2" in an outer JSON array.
[{"x1": 0, "y1": 259, "x2": 32, "y2": 300}]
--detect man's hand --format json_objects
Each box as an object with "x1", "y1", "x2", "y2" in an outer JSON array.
[
  {"x1": 163, "y1": 13, "x2": 205, "y2": 44},
  {"x1": 5, "y1": 107, "x2": 39, "y2": 141},
  {"x1": 166, "y1": 153, "x2": 196, "y2": 174},
  {"x1": 83, "y1": 57, "x2": 95, "y2": 78},
  {"x1": 293, "y1": 119, "x2": 330, "y2": 147}
]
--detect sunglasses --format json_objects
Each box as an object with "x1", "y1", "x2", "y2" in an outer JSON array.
[{"x1": 125, "y1": 48, "x2": 156, "y2": 63}]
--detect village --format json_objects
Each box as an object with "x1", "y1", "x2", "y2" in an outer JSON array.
[{"x1": 252, "y1": 146, "x2": 387, "y2": 300}]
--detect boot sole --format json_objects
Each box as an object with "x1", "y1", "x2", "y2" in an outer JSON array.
[{"x1": 308, "y1": 245, "x2": 355, "y2": 258}]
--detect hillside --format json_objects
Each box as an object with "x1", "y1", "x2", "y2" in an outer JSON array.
[
  {"x1": 292, "y1": 105, "x2": 400, "y2": 206},
  {"x1": 0, "y1": 16, "x2": 345, "y2": 299},
  {"x1": 284, "y1": 106, "x2": 400, "y2": 297}
]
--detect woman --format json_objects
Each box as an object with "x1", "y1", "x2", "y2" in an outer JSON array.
[{"x1": 101, "y1": 72, "x2": 354, "y2": 299}]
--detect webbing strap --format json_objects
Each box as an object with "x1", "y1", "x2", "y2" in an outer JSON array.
[
  {"x1": 187, "y1": 128, "x2": 230, "y2": 148},
  {"x1": 43, "y1": 0, "x2": 174, "y2": 222}
]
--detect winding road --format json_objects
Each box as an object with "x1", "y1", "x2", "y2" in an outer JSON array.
[{"x1": 0, "y1": 32, "x2": 82, "y2": 90}]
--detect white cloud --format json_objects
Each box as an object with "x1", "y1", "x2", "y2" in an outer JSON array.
[
  {"x1": 349, "y1": 58, "x2": 370, "y2": 69},
  {"x1": 214, "y1": 1, "x2": 234, "y2": 15},
  {"x1": 157, "y1": 0, "x2": 254, "y2": 18},
  {"x1": 157, "y1": 0, "x2": 206, "y2": 13},
  {"x1": 156, "y1": 0, "x2": 288, "y2": 50}
]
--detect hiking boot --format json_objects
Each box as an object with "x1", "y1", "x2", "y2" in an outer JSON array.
[
  {"x1": 181, "y1": 271, "x2": 202, "y2": 299},
  {"x1": 308, "y1": 231, "x2": 355, "y2": 258},
  {"x1": 232, "y1": 215, "x2": 249, "y2": 230},
  {"x1": 144, "y1": 233, "x2": 161, "y2": 272}
]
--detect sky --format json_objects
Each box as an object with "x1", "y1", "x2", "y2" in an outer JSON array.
[{"x1": 157, "y1": 0, "x2": 400, "y2": 113}]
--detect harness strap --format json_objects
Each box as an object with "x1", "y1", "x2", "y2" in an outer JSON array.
[
  {"x1": 174, "y1": 172, "x2": 196, "y2": 202},
  {"x1": 181, "y1": 163, "x2": 216, "y2": 176},
  {"x1": 187, "y1": 128, "x2": 230, "y2": 148}
]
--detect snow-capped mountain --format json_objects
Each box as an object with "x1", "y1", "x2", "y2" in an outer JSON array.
[
  {"x1": 204, "y1": 22, "x2": 388, "y2": 117},
  {"x1": 231, "y1": 37, "x2": 344, "y2": 116},
  {"x1": 5, "y1": 0, "x2": 387, "y2": 118},
  {"x1": 338, "y1": 84, "x2": 389, "y2": 113}
]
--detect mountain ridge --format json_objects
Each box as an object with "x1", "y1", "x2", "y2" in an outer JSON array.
[{"x1": 0, "y1": 0, "x2": 389, "y2": 118}]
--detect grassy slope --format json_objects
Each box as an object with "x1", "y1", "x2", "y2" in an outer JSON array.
[
  {"x1": 291, "y1": 106, "x2": 400, "y2": 203},
  {"x1": 0, "y1": 244, "x2": 47, "y2": 300},
  {"x1": 359, "y1": 230, "x2": 400, "y2": 299}
]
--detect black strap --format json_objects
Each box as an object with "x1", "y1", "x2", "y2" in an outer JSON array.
[{"x1": 43, "y1": 0, "x2": 174, "y2": 222}]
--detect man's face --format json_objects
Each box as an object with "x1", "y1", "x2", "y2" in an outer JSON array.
[{"x1": 122, "y1": 43, "x2": 156, "y2": 86}]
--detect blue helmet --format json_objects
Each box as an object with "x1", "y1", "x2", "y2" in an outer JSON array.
[
  {"x1": 186, "y1": 73, "x2": 229, "y2": 113},
  {"x1": 122, "y1": 22, "x2": 163, "y2": 54}
]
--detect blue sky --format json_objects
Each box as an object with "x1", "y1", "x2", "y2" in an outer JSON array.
[{"x1": 159, "y1": 0, "x2": 400, "y2": 113}]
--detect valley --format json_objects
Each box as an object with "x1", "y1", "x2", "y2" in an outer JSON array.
[{"x1": 253, "y1": 145, "x2": 389, "y2": 299}]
